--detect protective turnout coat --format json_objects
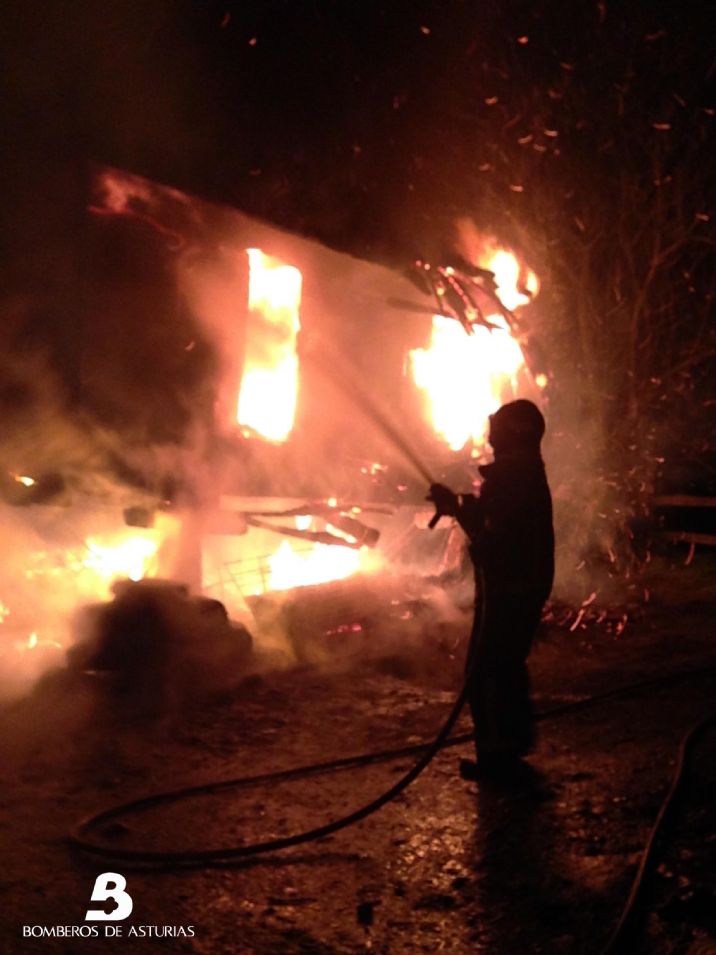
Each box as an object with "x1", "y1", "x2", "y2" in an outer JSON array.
[
  {"x1": 456, "y1": 450, "x2": 554, "y2": 760},
  {"x1": 457, "y1": 452, "x2": 554, "y2": 603}
]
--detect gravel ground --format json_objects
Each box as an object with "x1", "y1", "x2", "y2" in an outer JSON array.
[{"x1": 1, "y1": 559, "x2": 715, "y2": 955}]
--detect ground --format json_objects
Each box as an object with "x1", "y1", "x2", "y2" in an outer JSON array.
[{"x1": 1, "y1": 556, "x2": 715, "y2": 955}]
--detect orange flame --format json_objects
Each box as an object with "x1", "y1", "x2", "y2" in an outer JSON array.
[
  {"x1": 228, "y1": 511, "x2": 380, "y2": 598},
  {"x1": 20, "y1": 517, "x2": 179, "y2": 607},
  {"x1": 82, "y1": 534, "x2": 160, "y2": 587},
  {"x1": 410, "y1": 248, "x2": 538, "y2": 450},
  {"x1": 411, "y1": 316, "x2": 524, "y2": 450},
  {"x1": 267, "y1": 538, "x2": 365, "y2": 592},
  {"x1": 483, "y1": 246, "x2": 539, "y2": 310},
  {"x1": 237, "y1": 249, "x2": 302, "y2": 443}
]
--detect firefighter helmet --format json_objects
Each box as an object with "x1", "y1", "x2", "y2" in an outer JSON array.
[{"x1": 489, "y1": 399, "x2": 545, "y2": 451}]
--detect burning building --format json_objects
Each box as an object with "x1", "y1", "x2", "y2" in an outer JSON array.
[{"x1": 0, "y1": 164, "x2": 545, "y2": 697}]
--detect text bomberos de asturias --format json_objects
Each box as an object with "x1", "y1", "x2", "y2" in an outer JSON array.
[{"x1": 23, "y1": 924, "x2": 196, "y2": 938}]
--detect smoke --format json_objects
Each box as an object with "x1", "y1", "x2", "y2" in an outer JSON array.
[
  {"x1": 452, "y1": 216, "x2": 643, "y2": 610},
  {"x1": 0, "y1": 166, "x2": 424, "y2": 701},
  {"x1": 2, "y1": 164, "x2": 625, "y2": 707},
  {"x1": 541, "y1": 367, "x2": 639, "y2": 611},
  {"x1": 0, "y1": 276, "x2": 214, "y2": 700}
]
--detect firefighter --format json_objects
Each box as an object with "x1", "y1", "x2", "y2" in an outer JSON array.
[{"x1": 428, "y1": 399, "x2": 554, "y2": 780}]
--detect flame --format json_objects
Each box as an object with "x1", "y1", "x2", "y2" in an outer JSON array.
[
  {"x1": 0, "y1": 518, "x2": 180, "y2": 689},
  {"x1": 18, "y1": 519, "x2": 178, "y2": 610},
  {"x1": 237, "y1": 249, "x2": 302, "y2": 443},
  {"x1": 411, "y1": 315, "x2": 525, "y2": 450},
  {"x1": 232, "y1": 511, "x2": 379, "y2": 597},
  {"x1": 83, "y1": 534, "x2": 160, "y2": 586},
  {"x1": 410, "y1": 247, "x2": 537, "y2": 450},
  {"x1": 267, "y1": 539, "x2": 364, "y2": 593},
  {"x1": 483, "y1": 246, "x2": 539, "y2": 310},
  {"x1": 12, "y1": 474, "x2": 36, "y2": 487}
]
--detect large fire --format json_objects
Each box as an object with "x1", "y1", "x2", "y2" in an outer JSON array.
[
  {"x1": 237, "y1": 249, "x2": 302, "y2": 443},
  {"x1": 233, "y1": 251, "x2": 373, "y2": 594},
  {"x1": 25, "y1": 520, "x2": 177, "y2": 604},
  {"x1": 0, "y1": 515, "x2": 178, "y2": 667},
  {"x1": 411, "y1": 316, "x2": 525, "y2": 451},
  {"x1": 267, "y1": 537, "x2": 365, "y2": 593},
  {"x1": 81, "y1": 533, "x2": 162, "y2": 589},
  {"x1": 410, "y1": 248, "x2": 539, "y2": 450},
  {"x1": 221, "y1": 512, "x2": 376, "y2": 599},
  {"x1": 83, "y1": 175, "x2": 543, "y2": 623}
]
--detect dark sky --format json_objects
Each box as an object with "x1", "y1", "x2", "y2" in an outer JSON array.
[
  {"x1": 2, "y1": 0, "x2": 712, "y2": 264},
  {"x1": 0, "y1": 0, "x2": 713, "y2": 469}
]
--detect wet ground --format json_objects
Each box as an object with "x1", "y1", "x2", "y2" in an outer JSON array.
[{"x1": 1, "y1": 559, "x2": 715, "y2": 954}]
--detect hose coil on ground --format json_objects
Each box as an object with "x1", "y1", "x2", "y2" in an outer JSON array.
[{"x1": 69, "y1": 656, "x2": 716, "y2": 952}]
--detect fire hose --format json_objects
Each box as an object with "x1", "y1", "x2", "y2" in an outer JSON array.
[
  {"x1": 69, "y1": 579, "x2": 488, "y2": 867},
  {"x1": 73, "y1": 351, "x2": 459, "y2": 863},
  {"x1": 71, "y1": 357, "x2": 716, "y2": 950},
  {"x1": 601, "y1": 707, "x2": 716, "y2": 953},
  {"x1": 69, "y1": 659, "x2": 716, "y2": 954}
]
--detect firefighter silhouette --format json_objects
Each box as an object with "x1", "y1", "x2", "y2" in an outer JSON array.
[{"x1": 429, "y1": 399, "x2": 554, "y2": 779}]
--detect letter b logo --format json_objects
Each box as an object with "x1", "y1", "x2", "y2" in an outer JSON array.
[{"x1": 85, "y1": 872, "x2": 133, "y2": 921}]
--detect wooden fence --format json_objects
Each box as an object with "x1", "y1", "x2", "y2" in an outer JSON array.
[{"x1": 652, "y1": 496, "x2": 716, "y2": 548}]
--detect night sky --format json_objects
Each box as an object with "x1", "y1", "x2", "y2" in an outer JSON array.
[
  {"x1": 0, "y1": 1, "x2": 714, "y2": 486},
  {"x1": 2, "y1": 1, "x2": 713, "y2": 258}
]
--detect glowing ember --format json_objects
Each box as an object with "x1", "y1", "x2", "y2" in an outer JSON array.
[
  {"x1": 12, "y1": 474, "x2": 36, "y2": 487},
  {"x1": 410, "y1": 247, "x2": 538, "y2": 450},
  {"x1": 26, "y1": 632, "x2": 38, "y2": 650},
  {"x1": 237, "y1": 249, "x2": 302, "y2": 443},
  {"x1": 267, "y1": 539, "x2": 363, "y2": 592}
]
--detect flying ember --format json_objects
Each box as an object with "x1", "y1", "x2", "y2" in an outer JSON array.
[{"x1": 237, "y1": 249, "x2": 302, "y2": 443}]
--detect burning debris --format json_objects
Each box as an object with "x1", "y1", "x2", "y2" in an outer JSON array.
[
  {"x1": 408, "y1": 244, "x2": 542, "y2": 451},
  {"x1": 203, "y1": 497, "x2": 390, "y2": 602},
  {"x1": 245, "y1": 500, "x2": 382, "y2": 549},
  {"x1": 3, "y1": 166, "x2": 608, "y2": 704},
  {"x1": 406, "y1": 246, "x2": 537, "y2": 335}
]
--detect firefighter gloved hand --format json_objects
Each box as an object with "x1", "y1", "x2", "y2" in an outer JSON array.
[{"x1": 427, "y1": 483, "x2": 458, "y2": 518}]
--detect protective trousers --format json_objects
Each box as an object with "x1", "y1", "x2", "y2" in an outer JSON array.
[{"x1": 466, "y1": 593, "x2": 543, "y2": 760}]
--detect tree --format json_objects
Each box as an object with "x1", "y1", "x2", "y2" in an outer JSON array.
[{"x1": 404, "y1": 1, "x2": 716, "y2": 590}]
